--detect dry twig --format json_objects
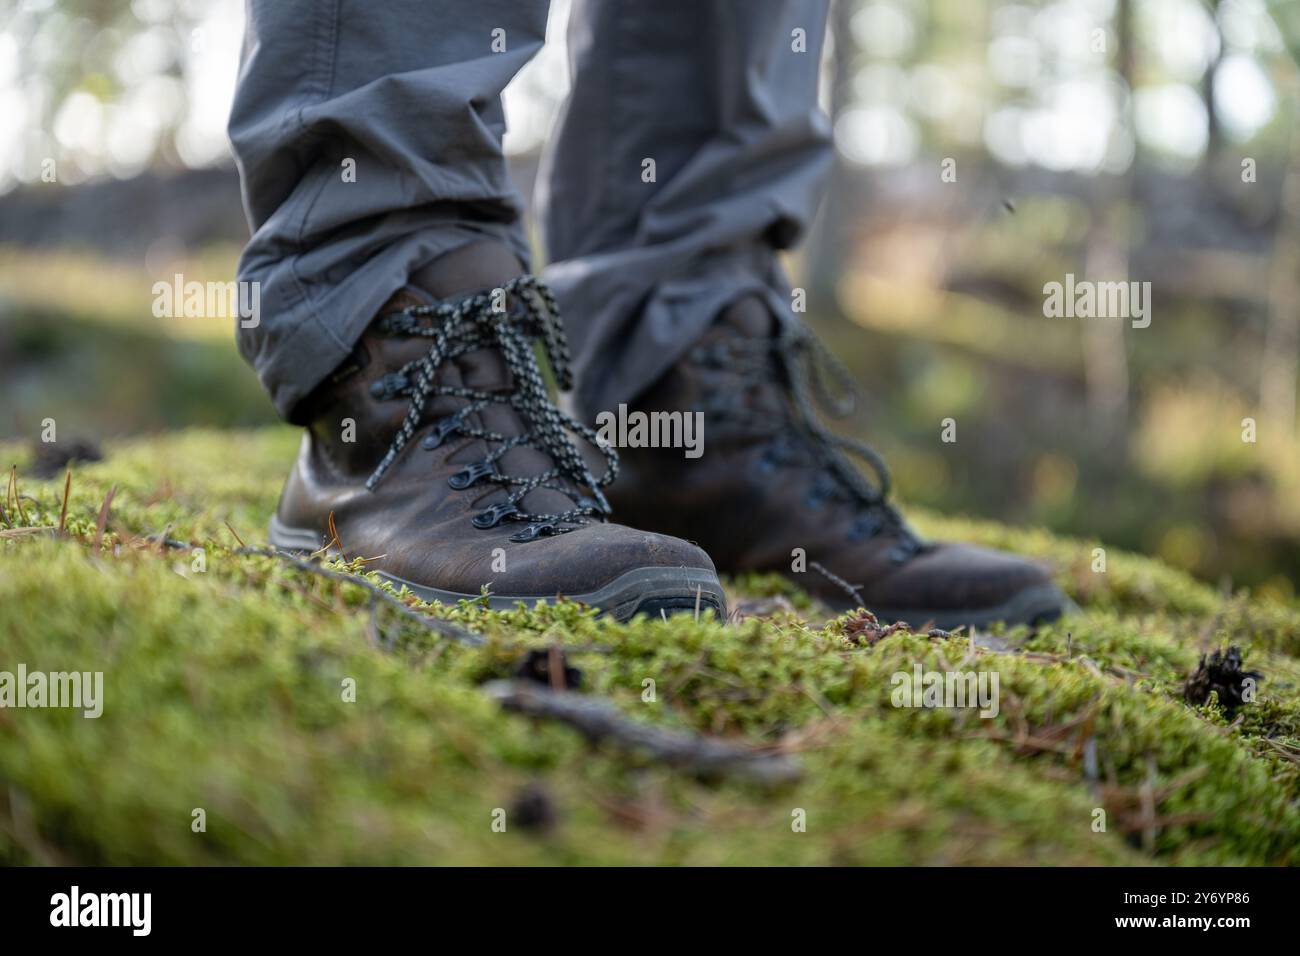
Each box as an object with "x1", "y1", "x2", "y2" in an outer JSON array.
[
  {"x1": 810, "y1": 560, "x2": 865, "y2": 607},
  {"x1": 484, "y1": 679, "x2": 802, "y2": 786}
]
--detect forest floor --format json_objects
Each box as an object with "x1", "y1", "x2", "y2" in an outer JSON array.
[{"x1": 1, "y1": 427, "x2": 1298, "y2": 865}]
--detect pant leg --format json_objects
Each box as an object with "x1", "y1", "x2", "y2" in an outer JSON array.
[
  {"x1": 230, "y1": 0, "x2": 549, "y2": 421},
  {"x1": 538, "y1": 0, "x2": 832, "y2": 421}
]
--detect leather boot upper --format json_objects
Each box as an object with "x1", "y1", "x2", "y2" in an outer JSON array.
[
  {"x1": 276, "y1": 275, "x2": 716, "y2": 602},
  {"x1": 606, "y1": 296, "x2": 1063, "y2": 624}
]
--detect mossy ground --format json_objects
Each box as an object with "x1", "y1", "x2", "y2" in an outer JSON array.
[{"x1": 1, "y1": 428, "x2": 1298, "y2": 865}]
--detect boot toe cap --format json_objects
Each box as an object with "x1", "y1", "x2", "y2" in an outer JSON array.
[
  {"x1": 379, "y1": 521, "x2": 723, "y2": 619},
  {"x1": 863, "y1": 542, "x2": 1065, "y2": 628}
]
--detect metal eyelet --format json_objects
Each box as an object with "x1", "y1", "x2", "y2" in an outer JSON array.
[
  {"x1": 849, "y1": 513, "x2": 884, "y2": 541},
  {"x1": 887, "y1": 543, "x2": 916, "y2": 564},
  {"x1": 472, "y1": 502, "x2": 519, "y2": 529},
  {"x1": 422, "y1": 418, "x2": 460, "y2": 450},
  {"x1": 369, "y1": 372, "x2": 409, "y2": 400},
  {"x1": 806, "y1": 474, "x2": 835, "y2": 510},
  {"x1": 573, "y1": 489, "x2": 611, "y2": 516},
  {"x1": 376, "y1": 312, "x2": 419, "y2": 335},
  {"x1": 449, "y1": 459, "x2": 497, "y2": 490},
  {"x1": 509, "y1": 521, "x2": 574, "y2": 543}
]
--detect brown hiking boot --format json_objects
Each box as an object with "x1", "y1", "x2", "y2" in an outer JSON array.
[
  {"x1": 268, "y1": 242, "x2": 725, "y2": 621},
  {"x1": 604, "y1": 296, "x2": 1066, "y2": 630}
]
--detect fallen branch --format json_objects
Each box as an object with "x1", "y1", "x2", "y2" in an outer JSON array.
[{"x1": 483, "y1": 679, "x2": 802, "y2": 786}]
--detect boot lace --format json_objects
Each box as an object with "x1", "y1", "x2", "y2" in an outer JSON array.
[
  {"x1": 366, "y1": 276, "x2": 616, "y2": 543},
  {"x1": 691, "y1": 317, "x2": 926, "y2": 562}
]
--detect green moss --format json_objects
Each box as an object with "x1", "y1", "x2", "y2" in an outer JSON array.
[{"x1": 1, "y1": 428, "x2": 1297, "y2": 864}]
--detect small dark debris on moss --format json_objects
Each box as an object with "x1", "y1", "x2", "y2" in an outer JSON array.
[
  {"x1": 842, "y1": 609, "x2": 911, "y2": 647},
  {"x1": 513, "y1": 647, "x2": 582, "y2": 691},
  {"x1": 1184, "y1": 645, "x2": 1261, "y2": 713},
  {"x1": 509, "y1": 783, "x2": 557, "y2": 832},
  {"x1": 29, "y1": 438, "x2": 103, "y2": 478}
]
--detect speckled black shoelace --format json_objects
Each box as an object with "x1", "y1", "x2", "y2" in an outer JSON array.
[
  {"x1": 692, "y1": 317, "x2": 926, "y2": 561},
  {"x1": 366, "y1": 276, "x2": 615, "y2": 542}
]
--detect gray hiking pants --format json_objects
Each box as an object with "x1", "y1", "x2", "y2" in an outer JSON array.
[{"x1": 229, "y1": 0, "x2": 831, "y2": 421}]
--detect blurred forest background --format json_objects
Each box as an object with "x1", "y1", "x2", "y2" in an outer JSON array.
[{"x1": 2, "y1": 0, "x2": 1299, "y2": 597}]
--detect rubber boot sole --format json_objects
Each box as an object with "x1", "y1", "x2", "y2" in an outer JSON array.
[
  {"x1": 268, "y1": 515, "x2": 727, "y2": 623},
  {"x1": 835, "y1": 583, "x2": 1071, "y2": 631}
]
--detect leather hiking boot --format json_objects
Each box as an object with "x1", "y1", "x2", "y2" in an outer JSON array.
[
  {"x1": 268, "y1": 242, "x2": 726, "y2": 622},
  {"x1": 604, "y1": 295, "x2": 1066, "y2": 630}
]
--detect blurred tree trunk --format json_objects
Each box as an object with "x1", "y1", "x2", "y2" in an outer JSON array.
[
  {"x1": 1082, "y1": 0, "x2": 1133, "y2": 437},
  {"x1": 1204, "y1": 0, "x2": 1223, "y2": 170},
  {"x1": 1250, "y1": 1, "x2": 1300, "y2": 436},
  {"x1": 1262, "y1": 71, "x2": 1300, "y2": 438}
]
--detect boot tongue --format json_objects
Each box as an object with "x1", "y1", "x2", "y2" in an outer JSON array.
[
  {"x1": 718, "y1": 295, "x2": 779, "y2": 339},
  {"x1": 702, "y1": 295, "x2": 788, "y2": 422},
  {"x1": 455, "y1": 346, "x2": 579, "y2": 519},
  {"x1": 407, "y1": 240, "x2": 526, "y2": 399}
]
